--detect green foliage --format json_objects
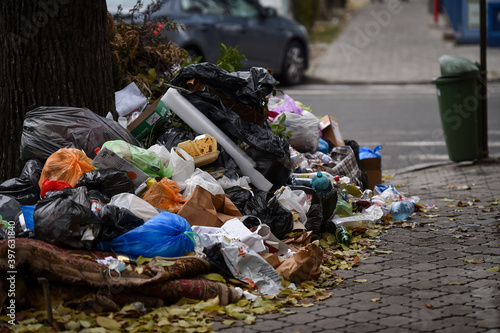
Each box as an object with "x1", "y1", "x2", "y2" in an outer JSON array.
[
  {"x1": 291, "y1": 0, "x2": 320, "y2": 32},
  {"x1": 217, "y1": 43, "x2": 247, "y2": 72},
  {"x1": 269, "y1": 113, "x2": 293, "y2": 141}
]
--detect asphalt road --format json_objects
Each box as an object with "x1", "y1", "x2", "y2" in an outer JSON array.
[{"x1": 283, "y1": 82, "x2": 500, "y2": 172}]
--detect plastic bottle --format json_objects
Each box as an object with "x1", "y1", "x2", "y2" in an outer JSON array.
[
  {"x1": 390, "y1": 201, "x2": 415, "y2": 221},
  {"x1": 311, "y1": 172, "x2": 337, "y2": 220},
  {"x1": 335, "y1": 225, "x2": 351, "y2": 246}
]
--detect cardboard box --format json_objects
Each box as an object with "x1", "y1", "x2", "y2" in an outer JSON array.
[
  {"x1": 91, "y1": 147, "x2": 149, "y2": 189},
  {"x1": 319, "y1": 115, "x2": 345, "y2": 148},
  {"x1": 360, "y1": 157, "x2": 382, "y2": 190},
  {"x1": 127, "y1": 96, "x2": 170, "y2": 140}
]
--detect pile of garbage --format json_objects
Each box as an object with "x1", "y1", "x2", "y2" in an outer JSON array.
[{"x1": 0, "y1": 64, "x2": 420, "y2": 313}]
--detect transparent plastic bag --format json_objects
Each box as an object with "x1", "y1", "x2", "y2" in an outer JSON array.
[
  {"x1": 274, "y1": 111, "x2": 319, "y2": 153},
  {"x1": 183, "y1": 168, "x2": 225, "y2": 199},
  {"x1": 109, "y1": 193, "x2": 159, "y2": 221}
]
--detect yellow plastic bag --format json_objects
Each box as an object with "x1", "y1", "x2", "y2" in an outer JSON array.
[
  {"x1": 140, "y1": 177, "x2": 186, "y2": 213},
  {"x1": 38, "y1": 148, "x2": 94, "y2": 188}
]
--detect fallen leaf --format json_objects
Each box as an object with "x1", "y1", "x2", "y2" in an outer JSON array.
[
  {"x1": 136, "y1": 256, "x2": 153, "y2": 265},
  {"x1": 353, "y1": 279, "x2": 367, "y2": 283},
  {"x1": 135, "y1": 266, "x2": 144, "y2": 274},
  {"x1": 457, "y1": 185, "x2": 471, "y2": 190},
  {"x1": 448, "y1": 217, "x2": 457, "y2": 221},
  {"x1": 444, "y1": 282, "x2": 464, "y2": 285},
  {"x1": 464, "y1": 258, "x2": 483, "y2": 264},
  {"x1": 486, "y1": 267, "x2": 499, "y2": 272},
  {"x1": 442, "y1": 198, "x2": 455, "y2": 202},
  {"x1": 314, "y1": 291, "x2": 334, "y2": 301},
  {"x1": 155, "y1": 259, "x2": 175, "y2": 267},
  {"x1": 96, "y1": 316, "x2": 122, "y2": 330},
  {"x1": 370, "y1": 298, "x2": 381, "y2": 302},
  {"x1": 425, "y1": 302, "x2": 433, "y2": 308},
  {"x1": 374, "y1": 250, "x2": 393, "y2": 254},
  {"x1": 201, "y1": 273, "x2": 226, "y2": 283},
  {"x1": 222, "y1": 319, "x2": 235, "y2": 326},
  {"x1": 490, "y1": 199, "x2": 499, "y2": 206},
  {"x1": 421, "y1": 214, "x2": 439, "y2": 218},
  {"x1": 457, "y1": 201, "x2": 469, "y2": 207},
  {"x1": 428, "y1": 228, "x2": 439, "y2": 231}
]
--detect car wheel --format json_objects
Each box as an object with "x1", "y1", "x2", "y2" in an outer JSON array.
[{"x1": 281, "y1": 41, "x2": 306, "y2": 85}]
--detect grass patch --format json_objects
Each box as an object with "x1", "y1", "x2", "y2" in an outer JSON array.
[{"x1": 309, "y1": 20, "x2": 346, "y2": 44}]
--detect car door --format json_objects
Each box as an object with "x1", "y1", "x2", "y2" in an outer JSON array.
[{"x1": 221, "y1": 0, "x2": 287, "y2": 72}]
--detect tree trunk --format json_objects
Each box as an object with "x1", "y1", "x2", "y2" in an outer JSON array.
[{"x1": 0, "y1": 0, "x2": 115, "y2": 181}]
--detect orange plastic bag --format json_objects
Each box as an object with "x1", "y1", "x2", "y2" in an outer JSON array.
[
  {"x1": 38, "y1": 148, "x2": 95, "y2": 188},
  {"x1": 140, "y1": 177, "x2": 186, "y2": 213}
]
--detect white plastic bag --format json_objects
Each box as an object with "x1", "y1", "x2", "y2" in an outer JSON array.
[
  {"x1": 148, "y1": 144, "x2": 171, "y2": 168},
  {"x1": 183, "y1": 168, "x2": 225, "y2": 199},
  {"x1": 109, "y1": 193, "x2": 159, "y2": 221},
  {"x1": 217, "y1": 175, "x2": 252, "y2": 191},
  {"x1": 169, "y1": 147, "x2": 195, "y2": 184},
  {"x1": 277, "y1": 187, "x2": 308, "y2": 223}
]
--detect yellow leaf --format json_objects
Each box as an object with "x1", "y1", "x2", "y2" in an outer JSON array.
[
  {"x1": 201, "y1": 273, "x2": 226, "y2": 283},
  {"x1": 222, "y1": 319, "x2": 235, "y2": 326},
  {"x1": 354, "y1": 279, "x2": 367, "y2": 283},
  {"x1": 135, "y1": 266, "x2": 144, "y2": 274},
  {"x1": 491, "y1": 199, "x2": 499, "y2": 206},
  {"x1": 314, "y1": 291, "x2": 334, "y2": 301},
  {"x1": 244, "y1": 314, "x2": 256, "y2": 325},
  {"x1": 444, "y1": 282, "x2": 464, "y2": 285},
  {"x1": 442, "y1": 198, "x2": 455, "y2": 202},
  {"x1": 374, "y1": 250, "x2": 393, "y2": 254},
  {"x1": 96, "y1": 316, "x2": 122, "y2": 330},
  {"x1": 148, "y1": 68, "x2": 157, "y2": 82},
  {"x1": 136, "y1": 256, "x2": 153, "y2": 266},
  {"x1": 156, "y1": 259, "x2": 175, "y2": 267},
  {"x1": 371, "y1": 298, "x2": 381, "y2": 302},
  {"x1": 486, "y1": 266, "x2": 499, "y2": 272},
  {"x1": 464, "y1": 258, "x2": 475, "y2": 263}
]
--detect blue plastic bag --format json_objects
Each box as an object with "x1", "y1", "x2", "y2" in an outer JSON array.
[
  {"x1": 97, "y1": 212, "x2": 197, "y2": 258},
  {"x1": 317, "y1": 138, "x2": 330, "y2": 154},
  {"x1": 359, "y1": 145, "x2": 382, "y2": 160}
]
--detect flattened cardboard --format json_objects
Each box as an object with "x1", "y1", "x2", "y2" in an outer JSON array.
[
  {"x1": 91, "y1": 147, "x2": 148, "y2": 189},
  {"x1": 360, "y1": 157, "x2": 382, "y2": 190},
  {"x1": 319, "y1": 115, "x2": 345, "y2": 148}
]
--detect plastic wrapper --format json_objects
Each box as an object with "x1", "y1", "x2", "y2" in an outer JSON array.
[
  {"x1": 225, "y1": 187, "x2": 293, "y2": 240},
  {"x1": 97, "y1": 205, "x2": 145, "y2": 242},
  {"x1": 109, "y1": 193, "x2": 159, "y2": 221},
  {"x1": 101, "y1": 140, "x2": 172, "y2": 179},
  {"x1": 220, "y1": 239, "x2": 284, "y2": 295},
  {"x1": 267, "y1": 94, "x2": 304, "y2": 122},
  {"x1": 274, "y1": 111, "x2": 319, "y2": 153},
  {"x1": 38, "y1": 148, "x2": 95, "y2": 188},
  {"x1": 0, "y1": 159, "x2": 44, "y2": 205},
  {"x1": 76, "y1": 168, "x2": 134, "y2": 199},
  {"x1": 183, "y1": 168, "x2": 225, "y2": 199},
  {"x1": 148, "y1": 144, "x2": 171, "y2": 168},
  {"x1": 20, "y1": 106, "x2": 140, "y2": 160},
  {"x1": 97, "y1": 212, "x2": 197, "y2": 258},
  {"x1": 140, "y1": 177, "x2": 186, "y2": 213},
  {"x1": 277, "y1": 187, "x2": 308, "y2": 224},
  {"x1": 33, "y1": 189, "x2": 102, "y2": 249}
]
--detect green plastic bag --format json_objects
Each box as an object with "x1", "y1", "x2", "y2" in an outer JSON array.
[
  {"x1": 101, "y1": 140, "x2": 173, "y2": 179},
  {"x1": 334, "y1": 193, "x2": 353, "y2": 218}
]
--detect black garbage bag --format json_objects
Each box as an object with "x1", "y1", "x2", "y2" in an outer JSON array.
[
  {"x1": 290, "y1": 186, "x2": 324, "y2": 239},
  {"x1": 33, "y1": 188, "x2": 101, "y2": 250},
  {"x1": 0, "y1": 159, "x2": 44, "y2": 205},
  {"x1": 203, "y1": 244, "x2": 238, "y2": 283},
  {"x1": 97, "y1": 205, "x2": 144, "y2": 242},
  {"x1": 156, "y1": 127, "x2": 196, "y2": 150},
  {"x1": 20, "y1": 106, "x2": 141, "y2": 161},
  {"x1": 169, "y1": 64, "x2": 292, "y2": 187},
  {"x1": 0, "y1": 195, "x2": 34, "y2": 239},
  {"x1": 76, "y1": 169, "x2": 134, "y2": 199},
  {"x1": 225, "y1": 186, "x2": 293, "y2": 240}
]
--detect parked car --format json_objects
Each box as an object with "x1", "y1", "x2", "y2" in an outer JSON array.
[{"x1": 107, "y1": 0, "x2": 310, "y2": 85}]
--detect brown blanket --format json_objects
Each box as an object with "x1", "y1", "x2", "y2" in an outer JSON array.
[{"x1": 0, "y1": 239, "x2": 240, "y2": 311}]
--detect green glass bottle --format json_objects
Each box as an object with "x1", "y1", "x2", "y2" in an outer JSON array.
[{"x1": 336, "y1": 225, "x2": 351, "y2": 246}]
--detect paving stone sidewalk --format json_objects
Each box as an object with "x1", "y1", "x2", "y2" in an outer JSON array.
[
  {"x1": 307, "y1": 0, "x2": 500, "y2": 84},
  {"x1": 212, "y1": 159, "x2": 500, "y2": 332}
]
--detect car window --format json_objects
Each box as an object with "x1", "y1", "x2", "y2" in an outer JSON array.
[
  {"x1": 181, "y1": 0, "x2": 227, "y2": 15},
  {"x1": 226, "y1": 0, "x2": 260, "y2": 18}
]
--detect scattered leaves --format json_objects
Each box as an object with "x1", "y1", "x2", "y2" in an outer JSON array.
[{"x1": 96, "y1": 316, "x2": 122, "y2": 330}]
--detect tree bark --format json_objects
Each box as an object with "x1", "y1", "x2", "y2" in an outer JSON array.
[{"x1": 0, "y1": 0, "x2": 115, "y2": 181}]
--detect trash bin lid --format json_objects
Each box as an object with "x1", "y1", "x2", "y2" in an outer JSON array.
[{"x1": 439, "y1": 55, "x2": 480, "y2": 78}]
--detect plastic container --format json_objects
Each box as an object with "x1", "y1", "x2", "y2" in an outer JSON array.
[
  {"x1": 311, "y1": 172, "x2": 337, "y2": 221},
  {"x1": 390, "y1": 201, "x2": 415, "y2": 221}
]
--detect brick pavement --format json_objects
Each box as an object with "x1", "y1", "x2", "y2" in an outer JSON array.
[
  {"x1": 307, "y1": 0, "x2": 500, "y2": 84},
  {"x1": 212, "y1": 160, "x2": 500, "y2": 332}
]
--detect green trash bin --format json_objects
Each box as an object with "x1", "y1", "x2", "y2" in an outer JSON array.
[{"x1": 432, "y1": 55, "x2": 482, "y2": 162}]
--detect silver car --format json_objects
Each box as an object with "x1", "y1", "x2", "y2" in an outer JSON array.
[{"x1": 107, "y1": 0, "x2": 310, "y2": 85}]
